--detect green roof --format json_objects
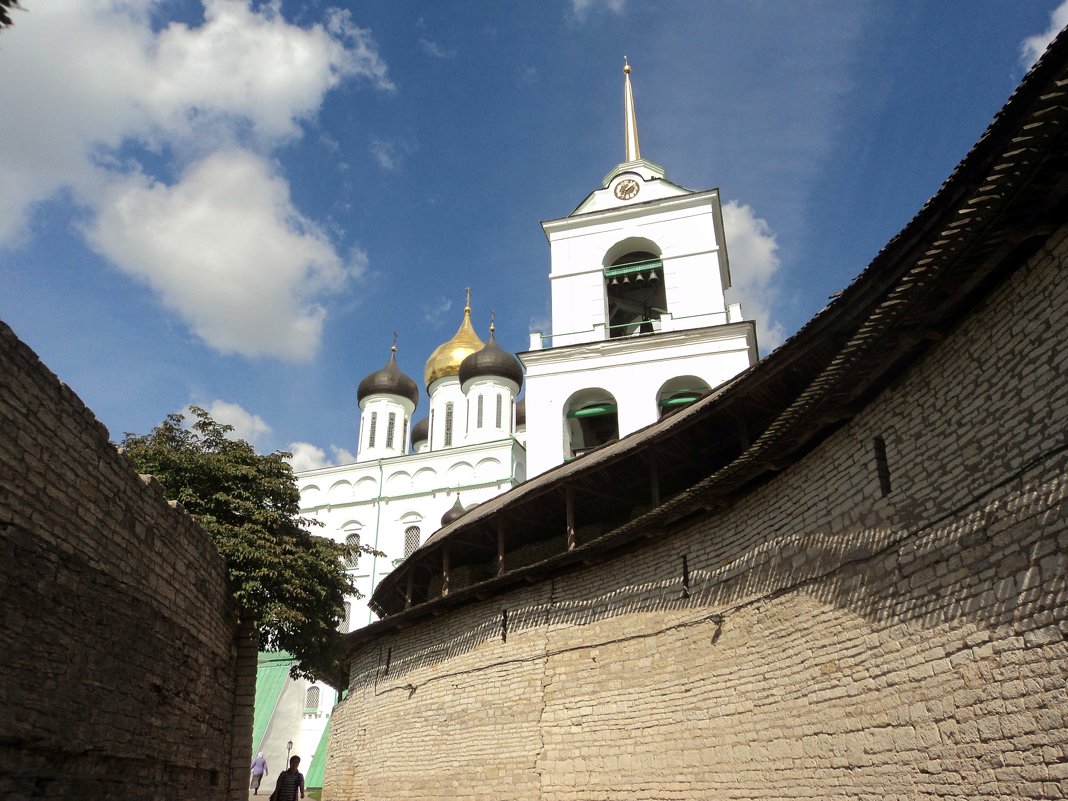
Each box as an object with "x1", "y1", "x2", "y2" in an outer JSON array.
[
  {"x1": 253, "y1": 652, "x2": 294, "y2": 753},
  {"x1": 304, "y1": 717, "x2": 332, "y2": 789}
]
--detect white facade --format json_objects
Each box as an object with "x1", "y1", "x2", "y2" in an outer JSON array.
[
  {"x1": 522, "y1": 158, "x2": 758, "y2": 477},
  {"x1": 300, "y1": 404, "x2": 525, "y2": 629},
  {"x1": 357, "y1": 393, "x2": 414, "y2": 462}
]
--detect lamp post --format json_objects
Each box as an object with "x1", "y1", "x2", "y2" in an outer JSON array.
[{"x1": 286, "y1": 740, "x2": 293, "y2": 763}]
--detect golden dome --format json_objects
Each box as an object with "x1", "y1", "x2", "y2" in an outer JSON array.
[{"x1": 424, "y1": 302, "x2": 485, "y2": 388}]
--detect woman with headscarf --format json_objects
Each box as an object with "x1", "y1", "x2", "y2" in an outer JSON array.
[{"x1": 250, "y1": 752, "x2": 268, "y2": 794}]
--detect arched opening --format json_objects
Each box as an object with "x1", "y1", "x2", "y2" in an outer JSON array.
[
  {"x1": 304, "y1": 686, "x2": 321, "y2": 713},
  {"x1": 603, "y1": 239, "x2": 666, "y2": 339},
  {"x1": 404, "y1": 525, "x2": 421, "y2": 557},
  {"x1": 342, "y1": 522, "x2": 363, "y2": 569},
  {"x1": 564, "y1": 388, "x2": 619, "y2": 460},
  {"x1": 656, "y1": 376, "x2": 712, "y2": 418}
]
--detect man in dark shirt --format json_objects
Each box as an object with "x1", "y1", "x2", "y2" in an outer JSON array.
[{"x1": 273, "y1": 756, "x2": 305, "y2": 801}]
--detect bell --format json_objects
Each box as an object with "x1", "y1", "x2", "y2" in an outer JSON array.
[
  {"x1": 648, "y1": 270, "x2": 660, "y2": 282},
  {"x1": 621, "y1": 275, "x2": 630, "y2": 284},
  {"x1": 634, "y1": 272, "x2": 645, "y2": 283},
  {"x1": 609, "y1": 276, "x2": 620, "y2": 285}
]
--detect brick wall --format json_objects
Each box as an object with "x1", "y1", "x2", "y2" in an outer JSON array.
[
  {"x1": 325, "y1": 228, "x2": 1068, "y2": 800},
  {"x1": 0, "y1": 323, "x2": 248, "y2": 801}
]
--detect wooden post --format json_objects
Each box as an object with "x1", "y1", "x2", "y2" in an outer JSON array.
[
  {"x1": 404, "y1": 569, "x2": 414, "y2": 609},
  {"x1": 566, "y1": 486, "x2": 576, "y2": 551},
  {"x1": 650, "y1": 464, "x2": 660, "y2": 507},
  {"x1": 441, "y1": 544, "x2": 450, "y2": 597},
  {"x1": 497, "y1": 518, "x2": 505, "y2": 577}
]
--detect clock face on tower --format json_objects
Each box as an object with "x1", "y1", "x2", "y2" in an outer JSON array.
[{"x1": 614, "y1": 179, "x2": 640, "y2": 200}]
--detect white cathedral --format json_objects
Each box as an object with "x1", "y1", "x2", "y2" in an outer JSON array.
[{"x1": 254, "y1": 62, "x2": 760, "y2": 784}]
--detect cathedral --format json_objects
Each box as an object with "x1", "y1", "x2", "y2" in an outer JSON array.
[{"x1": 251, "y1": 61, "x2": 760, "y2": 786}]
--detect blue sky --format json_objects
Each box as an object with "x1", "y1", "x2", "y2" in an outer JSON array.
[{"x1": 2, "y1": 0, "x2": 1065, "y2": 469}]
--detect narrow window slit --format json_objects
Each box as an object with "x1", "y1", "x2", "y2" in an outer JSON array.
[
  {"x1": 874, "y1": 436, "x2": 891, "y2": 496},
  {"x1": 501, "y1": 608, "x2": 508, "y2": 642},
  {"x1": 682, "y1": 554, "x2": 690, "y2": 597},
  {"x1": 384, "y1": 646, "x2": 392, "y2": 675}
]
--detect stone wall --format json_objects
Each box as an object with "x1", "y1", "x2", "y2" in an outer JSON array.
[
  {"x1": 325, "y1": 227, "x2": 1068, "y2": 799},
  {"x1": 0, "y1": 322, "x2": 249, "y2": 801}
]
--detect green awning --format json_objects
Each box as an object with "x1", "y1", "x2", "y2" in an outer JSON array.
[
  {"x1": 304, "y1": 717, "x2": 332, "y2": 789},
  {"x1": 253, "y1": 652, "x2": 294, "y2": 753},
  {"x1": 659, "y1": 394, "x2": 703, "y2": 408},
  {"x1": 603, "y1": 258, "x2": 662, "y2": 278},
  {"x1": 567, "y1": 403, "x2": 618, "y2": 419}
]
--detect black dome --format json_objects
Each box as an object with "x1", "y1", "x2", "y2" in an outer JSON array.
[
  {"x1": 411, "y1": 416, "x2": 429, "y2": 444},
  {"x1": 515, "y1": 397, "x2": 526, "y2": 427},
  {"x1": 441, "y1": 496, "x2": 466, "y2": 526},
  {"x1": 458, "y1": 331, "x2": 524, "y2": 389},
  {"x1": 357, "y1": 349, "x2": 419, "y2": 407}
]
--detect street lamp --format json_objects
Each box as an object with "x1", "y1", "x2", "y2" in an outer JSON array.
[{"x1": 286, "y1": 740, "x2": 293, "y2": 763}]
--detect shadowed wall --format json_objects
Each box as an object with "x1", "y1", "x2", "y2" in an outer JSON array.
[{"x1": 0, "y1": 322, "x2": 251, "y2": 801}]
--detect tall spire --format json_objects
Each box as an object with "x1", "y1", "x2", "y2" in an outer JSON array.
[{"x1": 623, "y1": 56, "x2": 641, "y2": 162}]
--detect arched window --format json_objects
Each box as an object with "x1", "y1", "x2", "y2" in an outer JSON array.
[
  {"x1": 444, "y1": 402, "x2": 454, "y2": 447},
  {"x1": 401, "y1": 418, "x2": 408, "y2": 452},
  {"x1": 604, "y1": 243, "x2": 666, "y2": 339},
  {"x1": 368, "y1": 411, "x2": 378, "y2": 448},
  {"x1": 477, "y1": 395, "x2": 484, "y2": 428},
  {"x1": 404, "y1": 525, "x2": 421, "y2": 557},
  {"x1": 656, "y1": 376, "x2": 712, "y2": 418},
  {"x1": 564, "y1": 388, "x2": 619, "y2": 460},
  {"x1": 496, "y1": 394, "x2": 503, "y2": 429},
  {"x1": 345, "y1": 530, "x2": 361, "y2": 568},
  {"x1": 387, "y1": 412, "x2": 396, "y2": 448},
  {"x1": 305, "y1": 686, "x2": 321, "y2": 712},
  {"x1": 341, "y1": 602, "x2": 351, "y2": 633}
]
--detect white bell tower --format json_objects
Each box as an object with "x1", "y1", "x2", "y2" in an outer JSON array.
[{"x1": 521, "y1": 59, "x2": 759, "y2": 478}]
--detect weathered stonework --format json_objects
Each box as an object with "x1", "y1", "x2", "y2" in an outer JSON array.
[
  {"x1": 0, "y1": 323, "x2": 251, "y2": 801},
  {"x1": 325, "y1": 227, "x2": 1068, "y2": 799}
]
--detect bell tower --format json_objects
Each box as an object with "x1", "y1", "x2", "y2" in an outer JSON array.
[{"x1": 521, "y1": 60, "x2": 759, "y2": 478}]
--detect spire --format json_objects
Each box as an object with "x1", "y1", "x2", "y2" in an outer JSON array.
[{"x1": 624, "y1": 56, "x2": 641, "y2": 162}]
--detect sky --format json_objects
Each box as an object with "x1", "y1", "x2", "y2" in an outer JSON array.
[{"x1": 2, "y1": 0, "x2": 1066, "y2": 470}]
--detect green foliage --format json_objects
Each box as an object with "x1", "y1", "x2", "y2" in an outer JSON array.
[
  {"x1": 121, "y1": 406, "x2": 365, "y2": 683},
  {"x1": 0, "y1": 1, "x2": 22, "y2": 30}
]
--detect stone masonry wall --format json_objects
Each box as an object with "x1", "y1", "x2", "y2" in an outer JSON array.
[
  {"x1": 0, "y1": 323, "x2": 247, "y2": 801},
  {"x1": 325, "y1": 226, "x2": 1068, "y2": 800}
]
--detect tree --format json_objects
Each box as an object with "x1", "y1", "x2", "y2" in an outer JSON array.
[
  {"x1": 1, "y1": 1, "x2": 22, "y2": 30},
  {"x1": 121, "y1": 406, "x2": 366, "y2": 684}
]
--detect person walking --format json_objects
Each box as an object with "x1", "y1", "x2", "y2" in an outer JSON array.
[
  {"x1": 271, "y1": 756, "x2": 305, "y2": 801},
  {"x1": 249, "y1": 752, "x2": 268, "y2": 795}
]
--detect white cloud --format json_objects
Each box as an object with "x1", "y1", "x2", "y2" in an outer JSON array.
[
  {"x1": 286, "y1": 441, "x2": 357, "y2": 471},
  {"x1": 143, "y1": 1, "x2": 393, "y2": 147},
  {"x1": 423, "y1": 296, "x2": 454, "y2": 326},
  {"x1": 0, "y1": 0, "x2": 391, "y2": 357},
  {"x1": 331, "y1": 446, "x2": 357, "y2": 465},
  {"x1": 722, "y1": 201, "x2": 785, "y2": 351},
  {"x1": 571, "y1": 0, "x2": 625, "y2": 21},
  {"x1": 287, "y1": 441, "x2": 331, "y2": 471},
  {"x1": 419, "y1": 38, "x2": 456, "y2": 59},
  {"x1": 1021, "y1": 1, "x2": 1068, "y2": 67},
  {"x1": 369, "y1": 139, "x2": 416, "y2": 171},
  {"x1": 85, "y1": 150, "x2": 357, "y2": 360},
  {"x1": 205, "y1": 400, "x2": 272, "y2": 445}
]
